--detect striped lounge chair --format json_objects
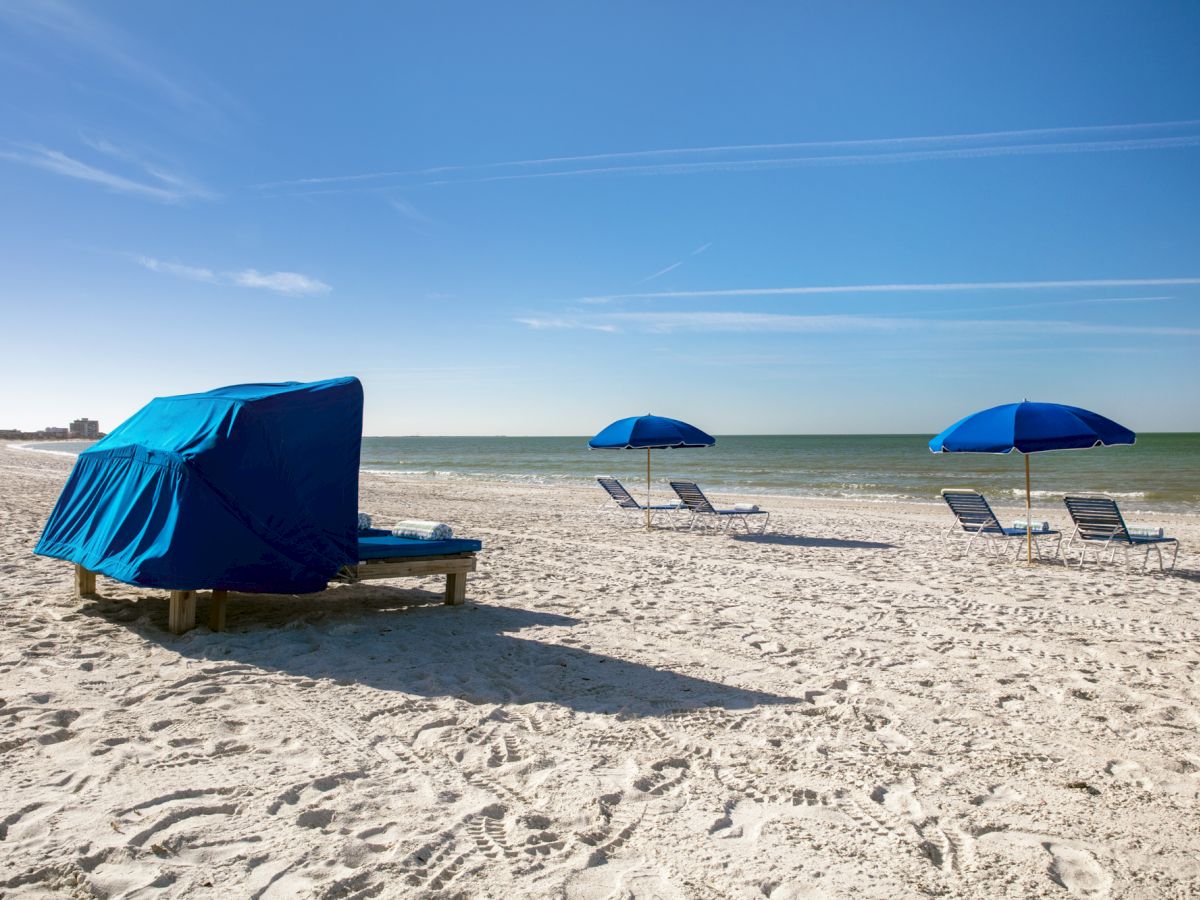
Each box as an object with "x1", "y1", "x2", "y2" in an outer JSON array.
[
  {"x1": 940, "y1": 489, "x2": 1062, "y2": 560},
  {"x1": 1063, "y1": 495, "x2": 1180, "y2": 572}
]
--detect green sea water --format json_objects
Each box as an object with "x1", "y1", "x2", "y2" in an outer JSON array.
[{"x1": 359, "y1": 433, "x2": 1199, "y2": 514}]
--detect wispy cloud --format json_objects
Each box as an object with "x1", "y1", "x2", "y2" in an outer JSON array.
[
  {"x1": 135, "y1": 256, "x2": 216, "y2": 282},
  {"x1": 0, "y1": 143, "x2": 209, "y2": 202},
  {"x1": 0, "y1": 0, "x2": 233, "y2": 125},
  {"x1": 516, "y1": 311, "x2": 1200, "y2": 337},
  {"x1": 636, "y1": 260, "x2": 683, "y2": 284},
  {"x1": 635, "y1": 241, "x2": 714, "y2": 284},
  {"x1": 578, "y1": 276, "x2": 1200, "y2": 304},
  {"x1": 436, "y1": 135, "x2": 1200, "y2": 187},
  {"x1": 136, "y1": 256, "x2": 331, "y2": 296},
  {"x1": 386, "y1": 194, "x2": 431, "y2": 224},
  {"x1": 260, "y1": 119, "x2": 1200, "y2": 194},
  {"x1": 971, "y1": 295, "x2": 1175, "y2": 314},
  {"x1": 516, "y1": 317, "x2": 617, "y2": 333},
  {"x1": 230, "y1": 269, "x2": 330, "y2": 295}
]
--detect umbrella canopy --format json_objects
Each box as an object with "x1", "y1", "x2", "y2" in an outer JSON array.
[
  {"x1": 589, "y1": 414, "x2": 715, "y2": 450},
  {"x1": 589, "y1": 415, "x2": 715, "y2": 527},
  {"x1": 929, "y1": 401, "x2": 1135, "y2": 562},
  {"x1": 929, "y1": 401, "x2": 1135, "y2": 454}
]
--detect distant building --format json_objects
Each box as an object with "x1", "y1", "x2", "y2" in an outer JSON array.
[
  {"x1": 69, "y1": 418, "x2": 100, "y2": 439},
  {"x1": 44, "y1": 426, "x2": 69, "y2": 437}
]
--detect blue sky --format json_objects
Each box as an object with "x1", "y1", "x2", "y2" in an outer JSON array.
[{"x1": 1, "y1": 1, "x2": 1198, "y2": 435}]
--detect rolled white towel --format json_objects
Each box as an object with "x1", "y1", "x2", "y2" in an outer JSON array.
[
  {"x1": 393, "y1": 519, "x2": 453, "y2": 541},
  {"x1": 733, "y1": 503, "x2": 760, "y2": 512},
  {"x1": 1012, "y1": 519, "x2": 1050, "y2": 532},
  {"x1": 357, "y1": 512, "x2": 373, "y2": 532},
  {"x1": 1127, "y1": 525, "x2": 1164, "y2": 539}
]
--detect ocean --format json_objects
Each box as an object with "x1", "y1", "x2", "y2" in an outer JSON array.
[{"x1": 21, "y1": 433, "x2": 1200, "y2": 513}]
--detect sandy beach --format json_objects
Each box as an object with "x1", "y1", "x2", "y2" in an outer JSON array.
[{"x1": 2, "y1": 443, "x2": 1199, "y2": 899}]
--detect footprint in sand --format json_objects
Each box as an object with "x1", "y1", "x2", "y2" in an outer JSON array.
[
  {"x1": 1046, "y1": 843, "x2": 1113, "y2": 897},
  {"x1": 971, "y1": 784, "x2": 1024, "y2": 808},
  {"x1": 1105, "y1": 760, "x2": 1154, "y2": 789},
  {"x1": 870, "y1": 780, "x2": 922, "y2": 820},
  {"x1": 874, "y1": 728, "x2": 912, "y2": 751}
]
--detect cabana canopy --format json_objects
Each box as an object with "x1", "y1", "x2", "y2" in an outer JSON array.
[{"x1": 35, "y1": 377, "x2": 363, "y2": 594}]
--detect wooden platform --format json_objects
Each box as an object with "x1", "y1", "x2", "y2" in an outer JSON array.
[{"x1": 74, "y1": 553, "x2": 477, "y2": 635}]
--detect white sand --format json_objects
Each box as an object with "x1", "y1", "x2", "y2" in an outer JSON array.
[{"x1": 2, "y1": 444, "x2": 1199, "y2": 898}]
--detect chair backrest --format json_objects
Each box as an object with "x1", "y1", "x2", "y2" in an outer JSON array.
[
  {"x1": 670, "y1": 480, "x2": 715, "y2": 513},
  {"x1": 1063, "y1": 495, "x2": 1131, "y2": 543},
  {"x1": 597, "y1": 476, "x2": 639, "y2": 509},
  {"x1": 940, "y1": 490, "x2": 1004, "y2": 534}
]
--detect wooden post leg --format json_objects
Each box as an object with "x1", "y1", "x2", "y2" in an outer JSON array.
[
  {"x1": 208, "y1": 590, "x2": 228, "y2": 632},
  {"x1": 74, "y1": 564, "x2": 96, "y2": 597},
  {"x1": 168, "y1": 591, "x2": 197, "y2": 635},
  {"x1": 444, "y1": 572, "x2": 466, "y2": 606}
]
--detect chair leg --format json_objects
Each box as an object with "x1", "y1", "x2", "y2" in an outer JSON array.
[
  {"x1": 444, "y1": 572, "x2": 466, "y2": 605},
  {"x1": 168, "y1": 591, "x2": 197, "y2": 635},
  {"x1": 208, "y1": 590, "x2": 228, "y2": 631},
  {"x1": 74, "y1": 564, "x2": 96, "y2": 598}
]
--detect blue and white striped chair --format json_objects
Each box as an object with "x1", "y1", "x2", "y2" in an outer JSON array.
[
  {"x1": 596, "y1": 476, "x2": 680, "y2": 527},
  {"x1": 940, "y1": 489, "x2": 1062, "y2": 560},
  {"x1": 1063, "y1": 495, "x2": 1180, "y2": 572},
  {"x1": 669, "y1": 481, "x2": 770, "y2": 533}
]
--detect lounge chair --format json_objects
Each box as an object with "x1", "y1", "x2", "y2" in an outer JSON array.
[
  {"x1": 73, "y1": 529, "x2": 483, "y2": 634},
  {"x1": 596, "y1": 476, "x2": 681, "y2": 526},
  {"x1": 668, "y1": 481, "x2": 770, "y2": 533},
  {"x1": 1062, "y1": 495, "x2": 1180, "y2": 572},
  {"x1": 940, "y1": 489, "x2": 1062, "y2": 560}
]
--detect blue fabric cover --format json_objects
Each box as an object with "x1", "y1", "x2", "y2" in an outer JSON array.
[
  {"x1": 357, "y1": 529, "x2": 482, "y2": 560},
  {"x1": 589, "y1": 414, "x2": 716, "y2": 450},
  {"x1": 929, "y1": 401, "x2": 1135, "y2": 454},
  {"x1": 35, "y1": 378, "x2": 363, "y2": 593}
]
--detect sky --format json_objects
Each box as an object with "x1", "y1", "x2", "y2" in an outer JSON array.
[{"x1": 0, "y1": 1, "x2": 1198, "y2": 436}]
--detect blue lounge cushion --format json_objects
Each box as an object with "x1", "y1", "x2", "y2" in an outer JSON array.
[{"x1": 357, "y1": 528, "x2": 481, "y2": 560}]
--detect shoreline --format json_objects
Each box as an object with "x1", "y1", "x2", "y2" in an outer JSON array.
[{"x1": 10, "y1": 440, "x2": 1196, "y2": 518}]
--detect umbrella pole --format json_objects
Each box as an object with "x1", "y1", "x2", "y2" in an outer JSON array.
[
  {"x1": 646, "y1": 447, "x2": 652, "y2": 529},
  {"x1": 1025, "y1": 453, "x2": 1032, "y2": 564}
]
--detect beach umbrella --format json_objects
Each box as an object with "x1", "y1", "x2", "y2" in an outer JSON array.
[
  {"x1": 588, "y1": 415, "x2": 716, "y2": 527},
  {"x1": 929, "y1": 401, "x2": 1135, "y2": 562}
]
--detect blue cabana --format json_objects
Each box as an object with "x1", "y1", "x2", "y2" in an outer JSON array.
[{"x1": 35, "y1": 377, "x2": 363, "y2": 594}]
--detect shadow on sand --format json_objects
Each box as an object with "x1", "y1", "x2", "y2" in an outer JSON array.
[
  {"x1": 731, "y1": 533, "x2": 895, "y2": 550},
  {"x1": 81, "y1": 584, "x2": 801, "y2": 717}
]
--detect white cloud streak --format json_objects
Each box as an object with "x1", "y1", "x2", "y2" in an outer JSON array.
[
  {"x1": 579, "y1": 277, "x2": 1200, "y2": 304},
  {"x1": 516, "y1": 311, "x2": 1200, "y2": 337},
  {"x1": 0, "y1": 0, "x2": 231, "y2": 123},
  {"x1": 516, "y1": 317, "x2": 617, "y2": 333},
  {"x1": 635, "y1": 241, "x2": 714, "y2": 285},
  {"x1": 450, "y1": 135, "x2": 1200, "y2": 187},
  {"x1": 231, "y1": 269, "x2": 331, "y2": 295},
  {"x1": 635, "y1": 261, "x2": 683, "y2": 284},
  {"x1": 0, "y1": 143, "x2": 208, "y2": 202},
  {"x1": 135, "y1": 256, "x2": 216, "y2": 282},
  {"x1": 260, "y1": 119, "x2": 1200, "y2": 193},
  {"x1": 136, "y1": 256, "x2": 330, "y2": 296}
]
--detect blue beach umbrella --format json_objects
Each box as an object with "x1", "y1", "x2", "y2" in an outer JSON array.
[
  {"x1": 589, "y1": 415, "x2": 716, "y2": 527},
  {"x1": 930, "y1": 401, "x2": 1135, "y2": 561}
]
